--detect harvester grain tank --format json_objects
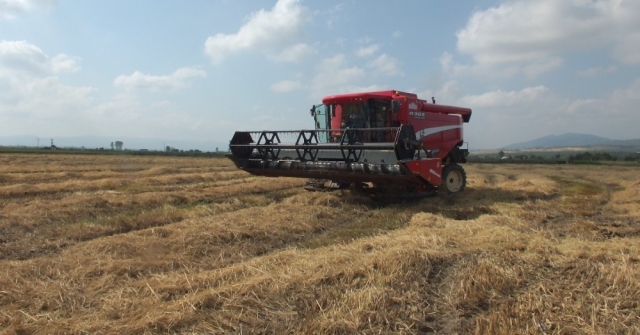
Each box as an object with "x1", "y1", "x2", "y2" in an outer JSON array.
[{"x1": 226, "y1": 90, "x2": 472, "y2": 195}]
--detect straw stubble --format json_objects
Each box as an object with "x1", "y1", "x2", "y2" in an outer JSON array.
[{"x1": 0, "y1": 154, "x2": 639, "y2": 334}]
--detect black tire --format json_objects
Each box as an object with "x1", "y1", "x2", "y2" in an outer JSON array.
[{"x1": 441, "y1": 164, "x2": 466, "y2": 194}]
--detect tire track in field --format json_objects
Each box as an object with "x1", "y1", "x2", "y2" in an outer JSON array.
[
  {"x1": 0, "y1": 191, "x2": 449, "y2": 334},
  {"x1": 0, "y1": 177, "x2": 306, "y2": 261},
  {"x1": 0, "y1": 168, "x2": 244, "y2": 194},
  {"x1": 0, "y1": 166, "x2": 238, "y2": 184}
]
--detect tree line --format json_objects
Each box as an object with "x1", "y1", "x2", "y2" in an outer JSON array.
[{"x1": 568, "y1": 151, "x2": 638, "y2": 162}]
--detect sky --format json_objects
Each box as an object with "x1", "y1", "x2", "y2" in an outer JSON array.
[{"x1": 1, "y1": 0, "x2": 639, "y2": 150}]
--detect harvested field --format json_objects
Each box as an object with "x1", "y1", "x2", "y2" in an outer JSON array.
[{"x1": 1, "y1": 153, "x2": 639, "y2": 334}]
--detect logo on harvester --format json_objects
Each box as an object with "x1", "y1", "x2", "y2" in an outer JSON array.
[
  {"x1": 409, "y1": 111, "x2": 425, "y2": 119},
  {"x1": 409, "y1": 102, "x2": 418, "y2": 110},
  {"x1": 429, "y1": 169, "x2": 441, "y2": 178}
]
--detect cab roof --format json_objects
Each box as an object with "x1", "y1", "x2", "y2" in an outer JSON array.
[{"x1": 322, "y1": 90, "x2": 416, "y2": 104}]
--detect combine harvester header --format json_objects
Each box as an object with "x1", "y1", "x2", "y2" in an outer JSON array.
[{"x1": 227, "y1": 90, "x2": 472, "y2": 196}]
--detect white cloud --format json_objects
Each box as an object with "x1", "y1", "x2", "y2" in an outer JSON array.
[
  {"x1": 611, "y1": 33, "x2": 640, "y2": 64},
  {"x1": 611, "y1": 77, "x2": 640, "y2": 107},
  {"x1": 0, "y1": 76, "x2": 94, "y2": 119},
  {"x1": 366, "y1": 54, "x2": 403, "y2": 76},
  {"x1": 439, "y1": 52, "x2": 455, "y2": 73},
  {"x1": 0, "y1": 88, "x2": 231, "y2": 141},
  {"x1": 565, "y1": 98, "x2": 602, "y2": 115},
  {"x1": 323, "y1": 3, "x2": 344, "y2": 29},
  {"x1": 204, "y1": 0, "x2": 306, "y2": 64},
  {"x1": 334, "y1": 37, "x2": 347, "y2": 47},
  {"x1": 89, "y1": 95, "x2": 230, "y2": 139},
  {"x1": 460, "y1": 79, "x2": 640, "y2": 148},
  {"x1": 51, "y1": 54, "x2": 80, "y2": 73},
  {"x1": 270, "y1": 43, "x2": 315, "y2": 63},
  {"x1": 460, "y1": 86, "x2": 549, "y2": 108},
  {"x1": 0, "y1": 0, "x2": 54, "y2": 19},
  {"x1": 113, "y1": 67, "x2": 206, "y2": 92},
  {"x1": 0, "y1": 40, "x2": 93, "y2": 123},
  {"x1": 0, "y1": 40, "x2": 229, "y2": 144},
  {"x1": 459, "y1": 86, "x2": 562, "y2": 148},
  {"x1": 0, "y1": 40, "x2": 48, "y2": 74},
  {"x1": 310, "y1": 54, "x2": 367, "y2": 97},
  {"x1": 355, "y1": 44, "x2": 380, "y2": 57},
  {"x1": 449, "y1": 0, "x2": 640, "y2": 77},
  {"x1": 522, "y1": 57, "x2": 563, "y2": 79},
  {"x1": 577, "y1": 65, "x2": 617, "y2": 77},
  {"x1": 0, "y1": 40, "x2": 77, "y2": 75},
  {"x1": 392, "y1": 31, "x2": 402, "y2": 38},
  {"x1": 419, "y1": 81, "x2": 464, "y2": 105},
  {"x1": 275, "y1": 51, "x2": 395, "y2": 96},
  {"x1": 271, "y1": 79, "x2": 302, "y2": 93}
]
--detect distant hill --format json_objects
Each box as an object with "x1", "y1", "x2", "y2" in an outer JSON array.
[
  {"x1": 504, "y1": 133, "x2": 640, "y2": 149},
  {"x1": 0, "y1": 135, "x2": 228, "y2": 152}
]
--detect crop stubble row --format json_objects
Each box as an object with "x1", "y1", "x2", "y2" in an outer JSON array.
[{"x1": 0, "y1": 154, "x2": 639, "y2": 334}]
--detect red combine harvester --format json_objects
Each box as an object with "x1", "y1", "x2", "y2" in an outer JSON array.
[{"x1": 226, "y1": 90, "x2": 472, "y2": 195}]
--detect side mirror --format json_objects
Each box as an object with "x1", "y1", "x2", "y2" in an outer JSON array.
[
  {"x1": 391, "y1": 100, "x2": 401, "y2": 113},
  {"x1": 310, "y1": 105, "x2": 316, "y2": 116}
]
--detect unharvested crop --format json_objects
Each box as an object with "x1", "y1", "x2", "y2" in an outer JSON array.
[{"x1": 1, "y1": 154, "x2": 639, "y2": 334}]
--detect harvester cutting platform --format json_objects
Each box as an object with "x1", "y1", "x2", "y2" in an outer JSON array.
[{"x1": 226, "y1": 90, "x2": 472, "y2": 195}]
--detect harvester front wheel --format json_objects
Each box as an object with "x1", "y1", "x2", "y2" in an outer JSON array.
[{"x1": 441, "y1": 164, "x2": 466, "y2": 194}]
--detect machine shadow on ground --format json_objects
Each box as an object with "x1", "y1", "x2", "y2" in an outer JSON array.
[{"x1": 338, "y1": 185, "x2": 554, "y2": 220}]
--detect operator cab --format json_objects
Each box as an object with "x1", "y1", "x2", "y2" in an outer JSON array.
[{"x1": 311, "y1": 99, "x2": 398, "y2": 143}]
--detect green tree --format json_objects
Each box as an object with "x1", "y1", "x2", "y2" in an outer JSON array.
[{"x1": 584, "y1": 152, "x2": 593, "y2": 160}]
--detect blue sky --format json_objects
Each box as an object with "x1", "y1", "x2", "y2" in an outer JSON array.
[{"x1": 1, "y1": 0, "x2": 639, "y2": 149}]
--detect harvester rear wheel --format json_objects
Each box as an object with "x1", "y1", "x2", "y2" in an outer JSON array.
[{"x1": 441, "y1": 164, "x2": 466, "y2": 194}]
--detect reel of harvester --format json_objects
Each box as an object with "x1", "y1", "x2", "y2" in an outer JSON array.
[{"x1": 226, "y1": 125, "x2": 445, "y2": 196}]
